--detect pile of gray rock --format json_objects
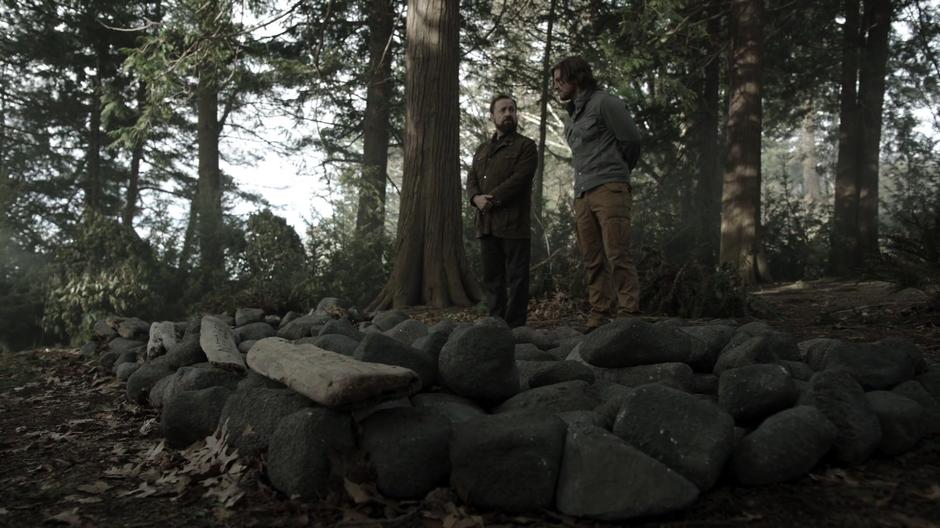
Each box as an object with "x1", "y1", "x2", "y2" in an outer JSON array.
[{"x1": 85, "y1": 300, "x2": 940, "y2": 521}]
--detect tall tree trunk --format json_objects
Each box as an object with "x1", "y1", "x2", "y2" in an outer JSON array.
[
  {"x1": 830, "y1": 0, "x2": 891, "y2": 273},
  {"x1": 531, "y1": 0, "x2": 557, "y2": 280},
  {"x1": 800, "y1": 104, "x2": 821, "y2": 203},
  {"x1": 686, "y1": 0, "x2": 722, "y2": 268},
  {"x1": 355, "y1": 0, "x2": 393, "y2": 252},
  {"x1": 856, "y1": 0, "x2": 891, "y2": 259},
  {"x1": 123, "y1": 82, "x2": 147, "y2": 226},
  {"x1": 196, "y1": 69, "x2": 223, "y2": 286},
  {"x1": 830, "y1": 0, "x2": 862, "y2": 274},
  {"x1": 720, "y1": 0, "x2": 763, "y2": 286},
  {"x1": 369, "y1": 0, "x2": 481, "y2": 309},
  {"x1": 85, "y1": 37, "x2": 107, "y2": 212}
]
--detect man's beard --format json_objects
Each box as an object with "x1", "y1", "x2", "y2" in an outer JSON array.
[{"x1": 496, "y1": 120, "x2": 517, "y2": 134}]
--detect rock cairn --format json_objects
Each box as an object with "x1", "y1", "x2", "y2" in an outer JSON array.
[{"x1": 84, "y1": 305, "x2": 940, "y2": 521}]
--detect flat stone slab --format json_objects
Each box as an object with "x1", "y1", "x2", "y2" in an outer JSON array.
[
  {"x1": 200, "y1": 315, "x2": 245, "y2": 371},
  {"x1": 246, "y1": 337, "x2": 421, "y2": 408}
]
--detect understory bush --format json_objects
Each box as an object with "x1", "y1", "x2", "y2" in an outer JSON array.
[{"x1": 43, "y1": 211, "x2": 163, "y2": 343}]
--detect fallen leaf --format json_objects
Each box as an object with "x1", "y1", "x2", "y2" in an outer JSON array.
[
  {"x1": 46, "y1": 507, "x2": 83, "y2": 527},
  {"x1": 76, "y1": 481, "x2": 111, "y2": 494},
  {"x1": 344, "y1": 478, "x2": 371, "y2": 504},
  {"x1": 913, "y1": 484, "x2": 940, "y2": 501}
]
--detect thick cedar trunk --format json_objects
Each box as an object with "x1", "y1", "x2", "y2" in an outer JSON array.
[
  {"x1": 123, "y1": 82, "x2": 147, "y2": 226},
  {"x1": 355, "y1": 0, "x2": 393, "y2": 248},
  {"x1": 687, "y1": 0, "x2": 722, "y2": 267},
  {"x1": 531, "y1": 0, "x2": 557, "y2": 275},
  {"x1": 369, "y1": 0, "x2": 481, "y2": 310},
  {"x1": 857, "y1": 0, "x2": 891, "y2": 259},
  {"x1": 830, "y1": 0, "x2": 862, "y2": 274},
  {"x1": 800, "y1": 105, "x2": 821, "y2": 203},
  {"x1": 830, "y1": 0, "x2": 891, "y2": 273},
  {"x1": 196, "y1": 71, "x2": 223, "y2": 284},
  {"x1": 720, "y1": 0, "x2": 763, "y2": 286}
]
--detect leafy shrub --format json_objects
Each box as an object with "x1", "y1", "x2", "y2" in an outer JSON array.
[
  {"x1": 239, "y1": 209, "x2": 309, "y2": 312},
  {"x1": 43, "y1": 211, "x2": 162, "y2": 343}
]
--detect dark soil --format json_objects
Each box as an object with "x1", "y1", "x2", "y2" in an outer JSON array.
[{"x1": 1, "y1": 279, "x2": 938, "y2": 528}]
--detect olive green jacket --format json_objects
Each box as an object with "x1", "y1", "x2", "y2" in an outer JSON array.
[{"x1": 466, "y1": 131, "x2": 538, "y2": 239}]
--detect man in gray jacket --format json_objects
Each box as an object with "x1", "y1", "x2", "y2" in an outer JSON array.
[{"x1": 553, "y1": 55, "x2": 642, "y2": 330}]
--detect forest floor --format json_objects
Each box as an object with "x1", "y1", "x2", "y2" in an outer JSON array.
[{"x1": 1, "y1": 279, "x2": 939, "y2": 528}]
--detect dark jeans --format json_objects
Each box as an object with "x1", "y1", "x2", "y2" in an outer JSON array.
[{"x1": 480, "y1": 236, "x2": 530, "y2": 328}]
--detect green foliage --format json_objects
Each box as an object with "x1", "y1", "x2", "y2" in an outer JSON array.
[
  {"x1": 240, "y1": 209, "x2": 308, "y2": 311},
  {"x1": 42, "y1": 211, "x2": 163, "y2": 343},
  {"x1": 639, "y1": 248, "x2": 749, "y2": 319},
  {"x1": 304, "y1": 218, "x2": 392, "y2": 310}
]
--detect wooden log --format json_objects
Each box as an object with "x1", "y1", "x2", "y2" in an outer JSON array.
[
  {"x1": 247, "y1": 337, "x2": 421, "y2": 408},
  {"x1": 200, "y1": 315, "x2": 245, "y2": 371}
]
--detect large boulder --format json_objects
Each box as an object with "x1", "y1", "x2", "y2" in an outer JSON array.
[
  {"x1": 821, "y1": 340, "x2": 915, "y2": 390},
  {"x1": 892, "y1": 380, "x2": 940, "y2": 435},
  {"x1": 360, "y1": 407, "x2": 452, "y2": 499},
  {"x1": 718, "y1": 364, "x2": 798, "y2": 423},
  {"x1": 556, "y1": 425, "x2": 699, "y2": 520},
  {"x1": 579, "y1": 319, "x2": 695, "y2": 368},
  {"x1": 354, "y1": 332, "x2": 436, "y2": 389},
  {"x1": 527, "y1": 361, "x2": 595, "y2": 388},
  {"x1": 200, "y1": 315, "x2": 244, "y2": 371},
  {"x1": 805, "y1": 369, "x2": 882, "y2": 465},
  {"x1": 161, "y1": 386, "x2": 233, "y2": 448},
  {"x1": 234, "y1": 322, "x2": 276, "y2": 343},
  {"x1": 117, "y1": 317, "x2": 150, "y2": 340},
  {"x1": 235, "y1": 308, "x2": 265, "y2": 327},
  {"x1": 438, "y1": 325, "x2": 519, "y2": 405},
  {"x1": 494, "y1": 380, "x2": 600, "y2": 415},
  {"x1": 126, "y1": 355, "x2": 174, "y2": 405},
  {"x1": 371, "y1": 310, "x2": 410, "y2": 331},
  {"x1": 411, "y1": 393, "x2": 486, "y2": 424},
  {"x1": 157, "y1": 363, "x2": 243, "y2": 409},
  {"x1": 679, "y1": 325, "x2": 735, "y2": 373},
  {"x1": 317, "y1": 319, "x2": 362, "y2": 341},
  {"x1": 590, "y1": 362, "x2": 694, "y2": 392},
  {"x1": 713, "y1": 335, "x2": 776, "y2": 375},
  {"x1": 146, "y1": 321, "x2": 178, "y2": 360},
  {"x1": 384, "y1": 319, "x2": 428, "y2": 346},
  {"x1": 450, "y1": 413, "x2": 566, "y2": 513},
  {"x1": 165, "y1": 335, "x2": 207, "y2": 369},
  {"x1": 266, "y1": 408, "x2": 355, "y2": 500},
  {"x1": 312, "y1": 334, "x2": 360, "y2": 357},
  {"x1": 277, "y1": 313, "x2": 332, "y2": 340},
  {"x1": 218, "y1": 387, "x2": 313, "y2": 456},
  {"x1": 612, "y1": 383, "x2": 735, "y2": 492},
  {"x1": 866, "y1": 391, "x2": 925, "y2": 456},
  {"x1": 732, "y1": 406, "x2": 837, "y2": 485}
]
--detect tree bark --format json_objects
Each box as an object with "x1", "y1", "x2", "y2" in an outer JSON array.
[
  {"x1": 688, "y1": 0, "x2": 722, "y2": 268},
  {"x1": 829, "y1": 0, "x2": 892, "y2": 273},
  {"x1": 355, "y1": 0, "x2": 394, "y2": 252},
  {"x1": 800, "y1": 104, "x2": 821, "y2": 203},
  {"x1": 196, "y1": 66, "x2": 223, "y2": 286},
  {"x1": 857, "y1": 0, "x2": 891, "y2": 259},
  {"x1": 720, "y1": 0, "x2": 763, "y2": 286},
  {"x1": 830, "y1": 0, "x2": 862, "y2": 274},
  {"x1": 123, "y1": 82, "x2": 147, "y2": 226},
  {"x1": 369, "y1": 0, "x2": 481, "y2": 310},
  {"x1": 531, "y1": 0, "x2": 557, "y2": 280},
  {"x1": 85, "y1": 35, "x2": 107, "y2": 212}
]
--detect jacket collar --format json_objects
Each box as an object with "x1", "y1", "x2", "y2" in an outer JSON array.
[{"x1": 568, "y1": 89, "x2": 599, "y2": 120}]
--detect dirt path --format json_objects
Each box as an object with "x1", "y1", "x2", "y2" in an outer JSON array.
[{"x1": 1, "y1": 280, "x2": 938, "y2": 527}]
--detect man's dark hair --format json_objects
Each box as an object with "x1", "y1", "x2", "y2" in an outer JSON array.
[
  {"x1": 489, "y1": 94, "x2": 516, "y2": 114},
  {"x1": 552, "y1": 55, "x2": 599, "y2": 91}
]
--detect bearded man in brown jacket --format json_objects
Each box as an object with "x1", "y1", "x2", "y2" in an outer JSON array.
[{"x1": 466, "y1": 94, "x2": 538, "y2": 328}]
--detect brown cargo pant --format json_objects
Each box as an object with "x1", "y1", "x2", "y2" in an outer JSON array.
[{"x1": 574, "y1": 181, "x2": 640, "y2": 323}]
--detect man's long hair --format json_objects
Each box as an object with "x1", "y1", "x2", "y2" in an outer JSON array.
[{"x1": 552, "y1": 55, "x2": 599, "y2": 91}]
